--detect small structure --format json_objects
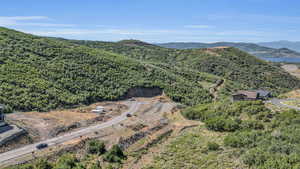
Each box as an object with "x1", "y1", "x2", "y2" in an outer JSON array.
[
  {"x1": 232, "y1": 90, "x2": 271, "y2": 101},
  {"x1": 92, "y1": 106, "x2": 105, "y2": 114}
]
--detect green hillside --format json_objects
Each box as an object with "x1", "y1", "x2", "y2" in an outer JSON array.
[
  {"x1": 0, "y1": 28, "x2": 213, "y2": 112},
  {"x1": 70, "y1": 39, "x2": 300, "y2": 93},
  {"x1": 0, "y1": 28, "x2": 299, "y2": 112}
]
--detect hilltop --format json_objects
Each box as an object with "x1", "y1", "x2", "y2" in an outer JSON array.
[{"x1": 158, "y1": 42, "x2": 300, "y2": 58}]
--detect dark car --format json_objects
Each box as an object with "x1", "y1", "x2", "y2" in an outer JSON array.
[
  {"x1": 126, "y1": 114, "x2": 132, "y2": 117},
  {"x1": 36, "y1": 143, "x2": 48, "y2": 149}
]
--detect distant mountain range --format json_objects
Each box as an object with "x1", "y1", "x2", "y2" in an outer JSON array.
[
  {"x1": 157, "y1": 42, "x2": 300, "y2": 58},
  {"x1": 258, "y1": 41, "x2": 300, "y2": 52}
]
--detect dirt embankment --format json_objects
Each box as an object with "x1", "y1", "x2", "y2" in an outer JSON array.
[{"x1": 123, "y1": 87, "x2": 163, "y2": 98}]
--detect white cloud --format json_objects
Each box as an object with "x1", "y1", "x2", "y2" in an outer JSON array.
[
  {"x1": 0, "y1": 16, "x2": 74, "y2": 27},
  {"x1": 0, "y1": 16, "x2": 49, "y2": 21},
  {"x1": 184, "y1": 25, "x2": 212, "y2": 29},
  {"x1": 18, "y1": 23, "x2": 75, "y2": 27},
  {"x1": 23, "y1": 28, "x2": 192, "y2": 36}
]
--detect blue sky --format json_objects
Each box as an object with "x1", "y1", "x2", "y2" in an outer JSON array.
[{"x1": 0, "y1": 0, "x2": 300, "y2": 42}]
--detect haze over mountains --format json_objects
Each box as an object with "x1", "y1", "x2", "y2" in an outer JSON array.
[
  {"x1": 258, "y1": 41, "x2": 300, "y2": 52},
  {"x1": 158, "y1": 42, "x2": 300, "y2": 58}
]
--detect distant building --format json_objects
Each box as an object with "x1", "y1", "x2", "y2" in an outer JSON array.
[{"x1": 232, "y1": 90, "x2": 271, "y2": 101}]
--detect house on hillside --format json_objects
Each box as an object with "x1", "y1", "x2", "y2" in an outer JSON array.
[{"x1": 232, "y1": 90, "x2": 271, "y2": 101}]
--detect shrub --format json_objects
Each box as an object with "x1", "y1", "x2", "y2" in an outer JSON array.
[
  {"x1": 224, "y1": 130, "x2": 264, "y2": 148},
  {"x1": 103, "y1": 145, "x2": 126, "y2": 163},
  {"x1": 34, "y1": 159, "x2": 52, "y2": 169},
  {"x1": 54, "y1": 154, "x2": 79, "y2": 169},
  {"x1": 1, "y1": 105, "x2": 13, "y2": 114},
  {"x1": 87, "y1": 140, "x2": 106, "y2": 155},
  {"x1": 241, "y1": 120, "x2": 264, "y2": 130},
  {"x1": 242, "y1": 148, "x2": 267, "y2": 166},
  {"x1": 207, "y1": 142, "x2": 220, "y2": 151},
  {"x1": 205, "y1": 116, "x2": 226, "y2": 131},
  {"x1": 205, "y1": 116, "x2": 240, "y2": 132},
  {"x1": 181, "y1": 104, "x2": 215, "y2": 121}
]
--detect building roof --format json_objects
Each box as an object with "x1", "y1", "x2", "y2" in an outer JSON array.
[
  {"x1": 254, "y1": 90, "x2": 271, "y2": 97},
  {"x1": 233, "y1": 90, "x2": 258, "y2": 99}
]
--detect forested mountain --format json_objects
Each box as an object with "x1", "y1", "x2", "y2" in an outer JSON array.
[
  {"x1": 70, "y1": 39, "x2": 300, "y2": 93},
  {"x1": 158, "y1": 42, "x2": 300, "y2": 58},
  {"x1": 0, "y1": 28, "x2": 299, "y2": 112},
  {"x1": 0, "y1": 28, "x2": 213, "y2": 111}
]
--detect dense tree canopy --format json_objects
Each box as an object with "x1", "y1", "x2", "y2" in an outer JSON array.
[{"x1": 0, "y1": 27, "x2": 299, "y2": 112}]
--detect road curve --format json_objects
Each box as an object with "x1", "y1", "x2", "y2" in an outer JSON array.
[
  {"x1": 269, "y1": 98, "x2": 300, "y2": 111},
  {"x1": 0, "y1": 101, "x2": 142, "y2": 165}
]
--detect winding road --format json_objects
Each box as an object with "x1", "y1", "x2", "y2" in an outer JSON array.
[{"x1": 0, "y1": 101, "x2": 142, "y2": 166}]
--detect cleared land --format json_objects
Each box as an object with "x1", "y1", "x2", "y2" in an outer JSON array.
[
  {"x1": 6, "y1": 101, "x2": 128, "y2": 141},
  {"x1": 282, "y1": 64, "x2": 300, "y2": 78},
  {"x1": 0, "y1": 96, "x2": 179, "y2": 168}
]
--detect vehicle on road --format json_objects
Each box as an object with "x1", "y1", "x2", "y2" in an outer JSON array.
[
  {"x1": 36, "y1": 143, "x2": 48, "y2": 149},
  {"x1": 129, "y1": 98, "x2": 136, "y2": 101},
  {"x1": 126, "y1": 114, "x2": 132, "y2": 117}
]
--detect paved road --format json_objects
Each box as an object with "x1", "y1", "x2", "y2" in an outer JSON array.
[
  {"x1": 269, "y1": 98, "x2": 300, "y2": 111},
  {"x1": 0, "y1": 101, "x2": 142, "y2": 165}
]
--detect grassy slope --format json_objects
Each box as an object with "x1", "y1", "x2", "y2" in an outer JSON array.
[
  {"x1": 70, "y1": 39, "x2": 300, "y2": 94},
  {"x1": 146, "y1": 100, "x2": 300, "y2": 169},
  {"x1": 0, "y1": 28, "x2": 213, "y2": 111}
]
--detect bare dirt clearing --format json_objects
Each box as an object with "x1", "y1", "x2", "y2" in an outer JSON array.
[
  {"x1": 282, "y1": 64, "x2": 300, "y2": 78},
  {"x1": 0, "y1": 96, "x2": 180, "y2": 167},
  {"x1": 6, "y1": 101, "x2": 129, "y2": 141},
  {"x1": 281, "y1": 89, "x2": 300, "y2": 99}
]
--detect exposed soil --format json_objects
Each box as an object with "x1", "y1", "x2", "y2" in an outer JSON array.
[
  {"x1": 282, "y1": 64, "x2": 300, "y2": 78},
  {"x1": 1, "y1": 96, "x2": 183, "y2": 168},
  {"x1": 281, "y1": 90, "x2": 300, "y2": 99},
  {"x1": 122, "y1": 107, "x2": 201, "y2": 169},
  {"x1": 6, "y1": 101, "x2": 129, "y2": 141},
  {"x1": 0, "y1": 134, "x2": 33, "y2": 153}
]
